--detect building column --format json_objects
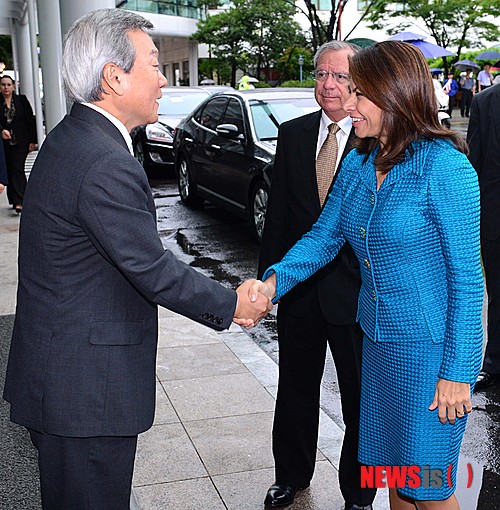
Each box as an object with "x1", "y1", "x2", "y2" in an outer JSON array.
[
  {"x1": 8, "y1": 19, "x2": 20, "y2": 87},
  {"x1": 12, "y1": 14, "x2": 35, "y2": 104},
  {"x1": 37, "y1": 0, "x2": 67, "y2": 134},
  {"x1": 26, "y1": 0, "x2": 44, "y2": 145},
  {"x1": 188, "y1": 40, "x2": 198, "y2": 86},
  {"x1": 59, "y1": 0, "x2": 115, "y2": 36}
]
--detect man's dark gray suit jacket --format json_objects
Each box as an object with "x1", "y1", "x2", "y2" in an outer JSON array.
[
  {"x1": 467, "y1": 84, "x2": 500, "y2": 241},
  {"x1": 3, "y1": 104, "x2": 237, "y2": 437}
]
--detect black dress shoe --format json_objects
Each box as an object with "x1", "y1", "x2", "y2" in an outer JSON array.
[
  {"x1": 474, "y1": 371, "x2": 500, "y2": 392},
  {"x1": 345, "y1": 504, "x2": 373, "y2": 510},
  {"x1": 264, "y1": 483, "x2": 309, "y2": 508}
]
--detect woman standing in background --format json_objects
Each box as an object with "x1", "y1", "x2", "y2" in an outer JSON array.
[{"x1": 1, "y1": 75, "x2": 37, "y2": 214}]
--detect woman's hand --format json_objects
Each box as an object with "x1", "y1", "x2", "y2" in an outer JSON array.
[
  {"x1": 1, "y1": 129, "x2": 11, "y2": 140},
  {"x1": 249, "y1": 274, "x2": 276, "y2": 303},
  {"x1": 429, "y1": 378, "x2": 472, "y2": 424},
  {"x1": 0, "y1": 183, "x2": 5, "y2": 194}
]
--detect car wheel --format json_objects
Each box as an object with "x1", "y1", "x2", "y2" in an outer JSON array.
[
  {"x1": 178, "y1": 157, "x2": 203, "y2": 207},
  {"x1": 250, "y1": 181, "x2": 269, "y2": 242}
]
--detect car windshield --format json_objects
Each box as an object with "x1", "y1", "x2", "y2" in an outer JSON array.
[
  {"x1": 158, "y1": 92, "x2": 210, "y2": 116},
  {"x1": 249, "y1": 97, "x2": 319, "y2": 141}
]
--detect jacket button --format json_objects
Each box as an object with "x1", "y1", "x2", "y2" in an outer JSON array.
[
  {"x1": 372, "y1": 289, "x2": 377, "y2": 302},
  {"x1": 364, "y1": 258, "x2": 370, "y2": 269},
  {"x1": 370, "y1": 194, "x2": 375, "y2": 205},
  {"x1": 359, "y1": 227, "x2": 366, "y2": 239}
]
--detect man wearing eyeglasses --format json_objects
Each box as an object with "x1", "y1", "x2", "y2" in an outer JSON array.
[{"x1": 258, "y1": 41, "x2": 376, "y2": 510}]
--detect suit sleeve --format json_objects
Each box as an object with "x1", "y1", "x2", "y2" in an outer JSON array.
[
  {"x1": 466, "y1": 94, "x2": 482, "y2": 178},
  {"x1": 262, "y1": 162, "x2": 348, "y2": 302},
  {"x1": 428, "y1": 150, "x2": 484, "y2": 384},
  {"x1": 257, "y1": 123, "x2": 289, "y2": 279},
  {"x1": 78, "y1": 151, "x2": 237, "y2": 330}
]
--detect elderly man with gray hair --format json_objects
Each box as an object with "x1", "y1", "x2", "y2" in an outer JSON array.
[{"x1": 3, "y1": 8, "x2": 271, "y2": 509}]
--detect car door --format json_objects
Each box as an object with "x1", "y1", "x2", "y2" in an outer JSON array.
[
  {"x1": 202, "y1": 97, "x2": 259, "y2": 212},
  {"x1": 190, "y1": 96, "x2": 228, "y2": 189}
]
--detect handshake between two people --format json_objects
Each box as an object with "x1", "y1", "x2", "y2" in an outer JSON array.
[{"x1": 233, "y1": 274, "x2": 277, "y2": 329}]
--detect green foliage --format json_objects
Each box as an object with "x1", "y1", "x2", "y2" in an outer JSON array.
[
  {"x1": 192, "y1": 0, "x2": 307, "y2": 86},
  {"x1": 366, "y1": 0, "x2": 500, "y2": 71},
  {"x1": 279, "y1": 79, "x2": 315, "y2": 88},
  {"x1": 0, "y1": 36, "x2": 13, "y2": 69},
  {"x1": 276, "y1": 47, "x2": 314, "y2": 82},
  {"x1": 253, "y1": 81, "x2": 272, "y2": 88}
]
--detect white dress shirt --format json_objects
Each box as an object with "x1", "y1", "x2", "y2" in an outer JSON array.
[{"x1": 316, "y1": 111, "x2": 352, "y2": 172}]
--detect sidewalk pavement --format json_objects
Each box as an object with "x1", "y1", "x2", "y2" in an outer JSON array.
[{"x1": 0, "y1": 161, "x2": 390, "y2": 510}]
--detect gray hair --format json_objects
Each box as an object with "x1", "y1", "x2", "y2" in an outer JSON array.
[
  {"x1": 62, "y1": 9, "x2": 154, "y2": 104},
  {"x1": 313, "y1": 40, "x2": 360, "y2": 68}
]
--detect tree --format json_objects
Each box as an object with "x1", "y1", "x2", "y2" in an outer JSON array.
[
  {"x1": 366, "y1": 0, "x2": 500, "y2": 71},
  {"x1": 296, "y1": 1, "x2": 376, "y2": 52},
  {"x1": 0, "y1": 35, "x2": 13, "y2": 70},
  {"x1": 192, "y1": 8, "x2": 253, "y2": 87},
  {"x1": 192, "y1": 0, "x2": 306, "y2": 86},
  {"x1": 276, "y1": 46, "x2": 314, "y2": 82}
]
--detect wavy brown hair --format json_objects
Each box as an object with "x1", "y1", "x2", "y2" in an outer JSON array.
[{"x1": 348, "y1": 41, "x2": 467, "y2": 174}]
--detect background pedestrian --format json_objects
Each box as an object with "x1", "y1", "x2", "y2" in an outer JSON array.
[{"x1": 0, "y1": 75, "x2": 37, "y2": 214}]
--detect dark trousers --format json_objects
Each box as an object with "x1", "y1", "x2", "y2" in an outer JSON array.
[
  {"x1": 481, "y1": 235, "x2": 500, "y2": 375},
  {"x1": 447, "y1": 95, "x2": 456, "y2": 117},
  {"x1": 460, "y1": 89, "x2": 473, "y2": 117},
  {"x1": 28, "y1": 429, "x2": 138, "y2": 510},
  {"x1": 273, "y1": 297, "x2": 376, "y2": 505},
  {"x1": 3, "y1": 141, "x2": 28, "y2": 206}
]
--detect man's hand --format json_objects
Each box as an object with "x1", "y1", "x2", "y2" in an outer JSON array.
[
  {"x1": 0, "y1": 183, "x2": 4, "y2": 194},
  {"x1": 233, "y1": 279, "x2": 274, "y2": 329}
]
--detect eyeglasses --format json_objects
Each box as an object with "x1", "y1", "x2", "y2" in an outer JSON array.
[{"x1": 311, "y1": 70, "x2": 350, "y2": 84}]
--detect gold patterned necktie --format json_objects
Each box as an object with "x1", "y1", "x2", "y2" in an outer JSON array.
[{"x1": 316, "y1": 122, "x2": 340, "y2": 206}]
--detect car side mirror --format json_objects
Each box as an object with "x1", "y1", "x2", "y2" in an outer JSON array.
[{"x1": 216, "y1": 123, "x2": 243, "y2": 139}]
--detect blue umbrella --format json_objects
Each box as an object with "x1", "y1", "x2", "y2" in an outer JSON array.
[
  {"x1": 475, "y1": 50, "x2": 500, "y2": 60},
  {"x1": 454, "y1": 59, "x2": 480, "y2": 71},
  {"x1": 410, "y1": 40, "x2": 455, "y2": 59},
  {"x1": 387, "y1": 31, "x2": 426, "y2": 41}
]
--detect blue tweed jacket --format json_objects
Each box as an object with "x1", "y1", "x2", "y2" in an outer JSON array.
[{"x1": 264, "y1": 138, "x2": 484, "y2": 384}]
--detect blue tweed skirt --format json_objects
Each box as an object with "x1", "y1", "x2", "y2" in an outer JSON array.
[{"x1": 358, "y1": 336, "x2": 468, "y2": 501}]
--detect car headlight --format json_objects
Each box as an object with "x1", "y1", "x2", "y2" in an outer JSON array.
[{"x1": 145, "y1": 123, "x2": 174, "y2": 143}]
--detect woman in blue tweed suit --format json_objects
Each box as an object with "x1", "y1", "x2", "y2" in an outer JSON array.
[{"x1": 247, "y1": 42, "x2": 483, "y2": 509}]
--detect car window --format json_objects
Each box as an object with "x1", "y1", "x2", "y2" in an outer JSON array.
[
  {"x1": 158, "y1": 91, "x2": 211, "y2": 116},
  {"x1": 222, "y1": 98, "x2": 245, "y2": 134},
  {"x1": 197, "y1": 97, "x2": 228, "y2": 131},
  {"x1": 249, "y1": 97, "x2": 319, "y2": 141}
]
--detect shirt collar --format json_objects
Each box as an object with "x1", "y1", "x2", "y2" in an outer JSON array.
[
  {"x1": 320, "y1": 110, "x2": 352, "y2": 136},
  {"x1": 83, "y1": 102, "x2": 134, "y2": 155}
]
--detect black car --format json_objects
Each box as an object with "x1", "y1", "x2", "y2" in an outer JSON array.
[
  {"x1": 132, "y1": 86, "x2": 232, "y2": 177},
  {"x1": 173, "y1": 88, "x2": 319, "y2": 240}
]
